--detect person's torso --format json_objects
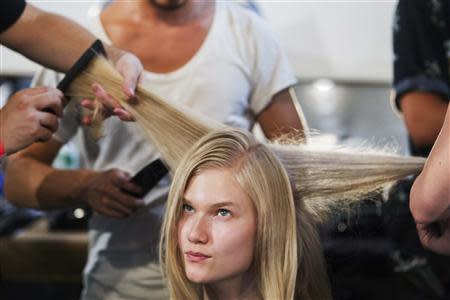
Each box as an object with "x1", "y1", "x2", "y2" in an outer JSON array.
[
  {"x1": 101, "y1": 1, "x2": 214, "y2": 73},
  {"x1": 81, "y1": 1, "x2": 259, "y2": 176}
]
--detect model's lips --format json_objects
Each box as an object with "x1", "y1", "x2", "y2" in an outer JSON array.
[{"x1": 185, "y1": 251, "x2": 211, "y2": 263}]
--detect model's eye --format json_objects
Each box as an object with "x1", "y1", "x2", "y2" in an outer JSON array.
[
  {"x1": 182, "y1": 204, "x2": 194, "y2": 213},
  {"x1": 217, "y1": 209, "x2": 231, "y2": 217}
]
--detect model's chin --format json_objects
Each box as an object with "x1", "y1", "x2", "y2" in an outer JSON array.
[{"x1": 185, "y1": 266, "x2": 214, "y2": 284}]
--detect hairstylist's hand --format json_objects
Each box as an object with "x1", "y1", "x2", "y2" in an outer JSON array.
[
  {"x1": 0, "y1": 87, "x2": 64, "y2": 155},
  {"x1": 76, "y1": 169, "x2": 145, "y2": 219},
  {"x1": 411, "y1": 169, "x2": 450, "y2": 255},
  {"x1": 410, "y1": 104, "x2": 450, "y2": 255},
  {"x1": 81, "y1": 50, "x2": 143, "y2": 124},
  {"x1": 416, "y1": 216, "x2": 450, "y2": 255}
]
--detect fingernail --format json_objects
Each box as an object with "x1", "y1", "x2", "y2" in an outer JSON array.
[{"x1": 127, "y1": 87, "x2": 134, "y2": 97}]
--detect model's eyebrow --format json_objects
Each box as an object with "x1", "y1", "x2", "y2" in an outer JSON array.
[
  {"x1": 210, "y1": 202, "x2": 235, "y2": 209},
  {"x1": 182, "y1": 198, "x2": 193, "y2": 205},
  {"x1": 182, "y1": 198, "x2": 236, "y2": 209}
]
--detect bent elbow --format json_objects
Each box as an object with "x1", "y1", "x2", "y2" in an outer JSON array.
[{"x1": 409, "y1": 174, "x2": 440, "y2": 224}]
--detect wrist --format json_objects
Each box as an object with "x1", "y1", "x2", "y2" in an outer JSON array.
[
  {"x1": 71, "y1": 170, "x2": 96, "y2": 204},
  {"x1": 105, "y1": 45, "x2": 124, "y2": 65}
]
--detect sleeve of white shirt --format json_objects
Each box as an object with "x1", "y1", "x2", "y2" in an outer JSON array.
[
  {"x1": 247, "y1": 15, "x2": 298, "y2": 116},
  {"x1": 31, "y1": 68, "x2": 81, "y2": 144}
]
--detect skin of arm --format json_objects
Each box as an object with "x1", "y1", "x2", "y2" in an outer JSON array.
[
  {"x1": 0, "y1": 4, "x2": 95, "y2": 73},
  {"x1": 410, "y1": 105, "x2": 450, "y2": 254},
  {"x1": 4, "y1": 139, "x2": 144, "y2": 218},
  {"x1": 0, "y1": 3, "x2": 141, "y2": 119},
  {"x1": 257, "y1": 88, "x2": 307, "y2": 142},
  {"x1": 400, "y1": 92, "x2": 448, "y2": 148},
  {"x1": 0, "y1": 3, "x2": 137, "y2": 76},
  {"x1": 4, "y1": 140, "x2": 90, "y2": 209}
]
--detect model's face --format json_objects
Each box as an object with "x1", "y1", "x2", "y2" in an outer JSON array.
[
  {"x1": 149, "y1": 0, "x2": 187, "y2": 10},
  {"x1": 178, "y1": 168, "x2": 257, "y2": 284}
]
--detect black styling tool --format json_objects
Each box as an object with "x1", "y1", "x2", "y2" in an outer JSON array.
[
  {"x1": 57, "y1": 39, "x2": 106, "y2": 92},
  {"x1": 42, "y1": 39, "x2": 106, "y2": 116},
  {"x1": 126, "y1": 159, "x2": 169, "y2": 198}
]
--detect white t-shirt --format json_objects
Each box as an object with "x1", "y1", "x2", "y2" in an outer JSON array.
[{"x1": 32, "y1": 2, "x2": 297, "y2": 299}]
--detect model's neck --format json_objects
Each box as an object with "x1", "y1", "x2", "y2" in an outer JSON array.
[{"x1": 203, "y1": 272, "x2": 261, "y2": 300}]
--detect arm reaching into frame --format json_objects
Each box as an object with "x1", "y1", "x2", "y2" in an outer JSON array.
[
  {"x1": 410, "y1": 105, "x2": 450, "y2": 255},
  {"x1": 0, "y1": 4, "x2": 143, "y2": 120}
]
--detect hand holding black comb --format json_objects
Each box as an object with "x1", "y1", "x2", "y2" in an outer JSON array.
[
  {"x1": 41, "y1": 40, "x2": 106, "y2": 116},
  {"x1": 57, "y1": 40, "x2": 169, "y2": 198}
]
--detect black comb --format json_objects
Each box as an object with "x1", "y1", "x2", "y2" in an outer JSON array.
[
  {"x1": 124, "y1": 159, "x2": 169, "y2": 198},
  {"x1": 57, "y1": 39, "x2": 106, "y2": 92},
  {"x1": 41, "y1": 40, "x2": 106, "y2": 116}
]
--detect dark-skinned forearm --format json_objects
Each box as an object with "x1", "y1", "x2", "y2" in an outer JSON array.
[
  {"x1": 5, "y1": 155, "x2": 92, "y2": 209},
  {"x1": 36, "y1": 169, "x2": 94, "y2": 209},
  {"x1": 0, "y1": 4, "x2": 128, "y2": 74},
  {"x1": 0, "y1": 4, "x2": 95, "y2": 73}
]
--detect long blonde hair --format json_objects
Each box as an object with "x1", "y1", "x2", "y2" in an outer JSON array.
[
  {"x1": 161, "y1": 128, "x2": 308, "y2": 300},
  {"x1": 64, "y1": 55, "x2": 426, "y2": 299}
]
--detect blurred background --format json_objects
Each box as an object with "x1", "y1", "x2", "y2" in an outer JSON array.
[{"x1": 1, "y1": 1, "x2": 444, "y2": 300}]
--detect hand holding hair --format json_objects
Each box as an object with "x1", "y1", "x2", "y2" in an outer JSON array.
[
  {"x1": 81, "y1": 47, "x2": 143, "y2": 124},
  {"x1": 80, "y1": 83, "x2": 136, "y2": 125},
  {"x1": 1, "y1": 3, "x2": 142, "y2": 124},
  {"x1": 0, "y1": 87, "x2": 64, "y2": 155}
]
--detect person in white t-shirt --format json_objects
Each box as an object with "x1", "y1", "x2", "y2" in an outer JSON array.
[{"x1": 5, "y1": 0, "x2": 306, "y2": 299}]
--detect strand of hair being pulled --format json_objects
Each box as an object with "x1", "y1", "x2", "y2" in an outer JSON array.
[{"x1": 64, "y1": 55, "x2": 425, "y2": 223}]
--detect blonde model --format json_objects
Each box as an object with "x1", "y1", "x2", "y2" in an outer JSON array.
[{"x1": 160, "y1": 128, "x2": 328, "y2": 300}]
